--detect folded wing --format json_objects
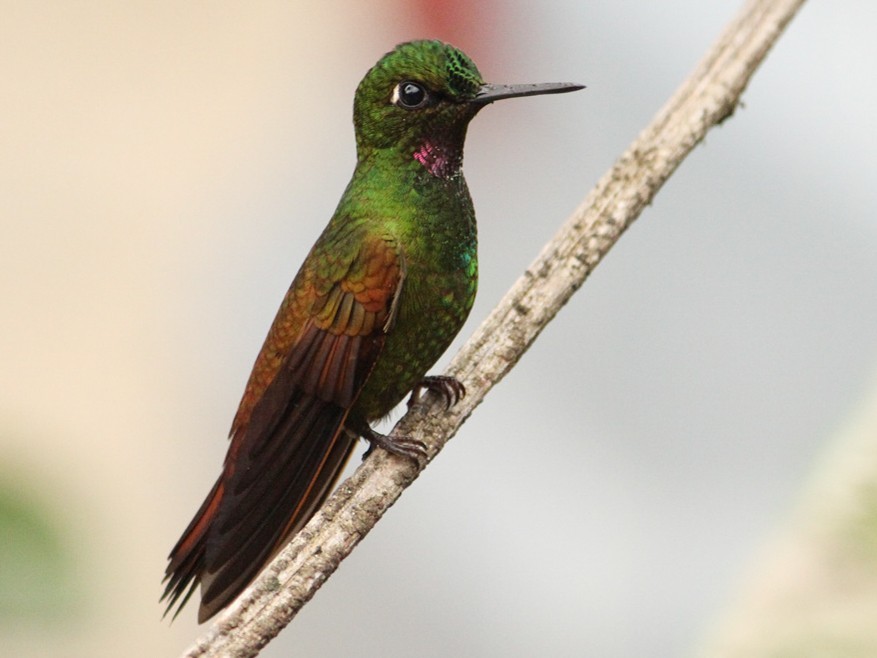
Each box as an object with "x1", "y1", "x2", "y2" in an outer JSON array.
[{"x1": 162, "y1": 231, "x2": 403, "y2": 622}]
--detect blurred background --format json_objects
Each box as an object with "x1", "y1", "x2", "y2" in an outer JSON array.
[{"x1": 2, "y1": 1, "x2": 876, "y2": 656}]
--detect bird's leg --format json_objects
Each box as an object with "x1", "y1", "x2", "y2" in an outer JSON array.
[
  {"x1": 356, "y1": 377, "x2": 464, "y2": 461},
  {"x1": 353, "y1": 420, "x2": 427, "y2": 462},
  {"x1": 407, "y1": 375, "x2": 466, "y2": 410}
]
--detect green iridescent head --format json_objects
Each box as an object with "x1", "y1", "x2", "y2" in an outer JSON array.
[
  {"x1": 353, "y1": 41, "x2": 484, "y2": 153},
  {"x1": 352, "y1": 40, "x2": 584, "y2": 176}
]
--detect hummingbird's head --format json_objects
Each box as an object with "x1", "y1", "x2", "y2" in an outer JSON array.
[
  {"x1": 353, "y1": 40, "x2": 584, "y2": 178},
  {"x1": 353, "y1": 40, "x2": 483, "y2": 177}
]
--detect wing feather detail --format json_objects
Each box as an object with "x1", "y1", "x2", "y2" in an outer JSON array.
[{"x1": 162, "y1": 231, "x2": 405, "y2": 622}]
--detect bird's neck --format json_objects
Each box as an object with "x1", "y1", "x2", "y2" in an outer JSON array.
[{"x1": 358, "y1": 124, "x2": 469, "y2": 181}]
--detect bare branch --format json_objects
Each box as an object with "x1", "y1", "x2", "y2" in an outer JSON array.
[{"x1": 180, "y1": 0, "x2": 807, "y2": 655}]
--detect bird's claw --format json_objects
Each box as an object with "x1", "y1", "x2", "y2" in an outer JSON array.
[
  {"x1": 360, "y1": 425, "x2": 427, "y2": 462},
  {"x1": 407, "y1": 375, "x2": 466, "y2": 410}
]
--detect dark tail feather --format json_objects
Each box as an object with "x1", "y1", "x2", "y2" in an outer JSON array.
[
  {"x1": 161, "y1": 478, "x2": 223, "y2": 619},
  {"x1": 161, "y1": 391, "x2": 357, "y2": 623}
]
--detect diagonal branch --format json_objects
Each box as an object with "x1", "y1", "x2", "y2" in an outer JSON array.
[{"x1": 180, "y1": 0, "x2": 806, "y2": 655}]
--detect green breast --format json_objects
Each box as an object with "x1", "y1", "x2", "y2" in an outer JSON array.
[{"x1": 352, "y1": 166, "x2": 477, "y2": 420}]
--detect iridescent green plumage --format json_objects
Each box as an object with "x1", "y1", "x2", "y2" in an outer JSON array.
[{"x1": 162, "y1": 40, "x2": 582, "y2": 622}]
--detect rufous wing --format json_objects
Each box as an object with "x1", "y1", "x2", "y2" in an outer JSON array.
[{"x1": 162, "y1": 232, "x2": 404, "y2": 622}]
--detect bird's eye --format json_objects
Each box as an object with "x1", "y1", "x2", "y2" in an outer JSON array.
[{"x1": 393, "y1": 81, "x2": 429, "y2": 109}]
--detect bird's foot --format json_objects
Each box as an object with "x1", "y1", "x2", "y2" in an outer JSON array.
[
  {"x1": 407, "y1": 375, "x2": 466, "y2": 410},
  {"x1": 359, "y1": 424, "x2": 427, "y2": 462}
]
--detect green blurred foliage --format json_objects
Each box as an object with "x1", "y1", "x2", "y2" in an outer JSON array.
[{"x1": 0, "y1": 475, "x2": 79, "y2": 624}]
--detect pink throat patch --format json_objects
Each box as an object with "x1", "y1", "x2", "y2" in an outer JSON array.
[{"x1": 413, "y1": 140, "x2": 459, "y2": 178}]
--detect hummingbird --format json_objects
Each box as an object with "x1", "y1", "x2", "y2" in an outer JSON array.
[{"x1": 162, "y1": 39, "x2": 582, "y2": 622}]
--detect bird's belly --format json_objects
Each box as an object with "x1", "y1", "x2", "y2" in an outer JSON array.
[{"x1": 352, "y1": 268, "x2": 475, "y2": 421}]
